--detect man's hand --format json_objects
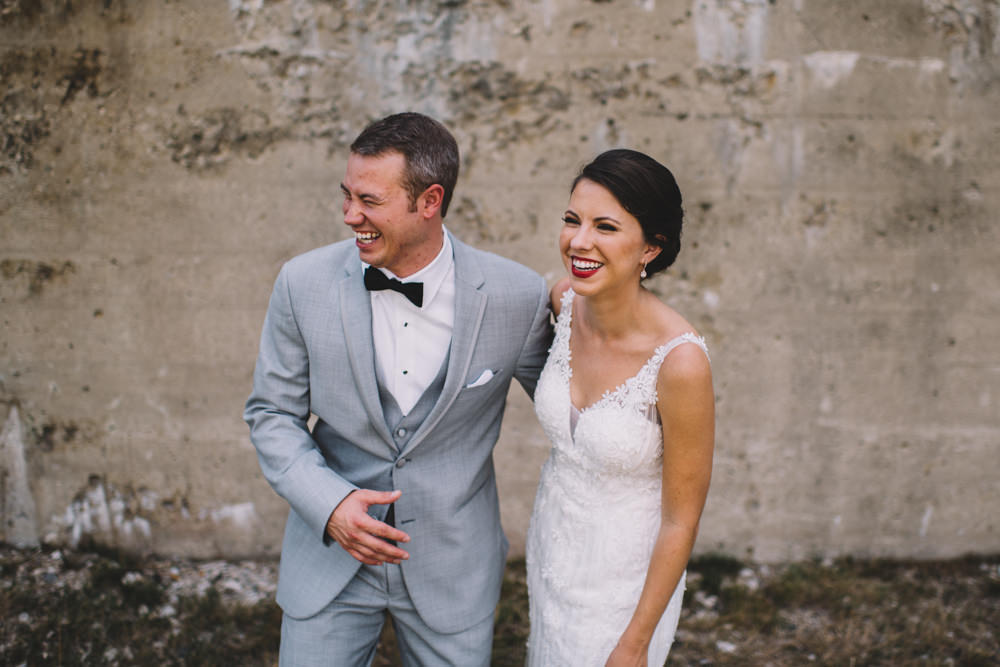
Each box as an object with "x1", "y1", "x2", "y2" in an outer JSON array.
[{"x1": 326, "y1": 489, "x2": 411, "y2": 565}]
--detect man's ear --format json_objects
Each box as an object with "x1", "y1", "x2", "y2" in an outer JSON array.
[{"x1": 419, "y1": 184, "x2": 445, "y2": 219}]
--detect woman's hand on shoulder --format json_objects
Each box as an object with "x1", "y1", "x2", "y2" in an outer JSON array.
[{"x1": 549, "y1": 277, "x2": 572, "y2": 318}]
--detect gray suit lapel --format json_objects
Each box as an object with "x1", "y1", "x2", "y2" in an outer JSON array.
[
  {"x1": 400, "y1": 236, "x2": 487, "y2": 458},
  {"x1": 339, "y1": 260, "x2": 396, "y2": 450}
]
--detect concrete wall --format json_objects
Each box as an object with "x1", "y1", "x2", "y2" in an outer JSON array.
[{"x1": 1, "y1": 0, "x2": 997, "y2": 561}]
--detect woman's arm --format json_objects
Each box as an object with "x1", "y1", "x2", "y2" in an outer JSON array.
[{"x1": 606, "y1": 342, "x2": 715, "y2": 666}]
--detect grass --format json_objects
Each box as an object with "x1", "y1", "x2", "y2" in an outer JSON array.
[
  {"x1": 3, "y1": 546, "x2": 997, "y2": 666},
  {"x1": 1, "y1": 544, "x2": 281, "y2": 666},
  {"x1": 670, "y1": 555, "x2": 1000, "y2": 666}
]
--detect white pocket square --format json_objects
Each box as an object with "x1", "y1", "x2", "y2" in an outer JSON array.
[{"x1": 466, "y1": 369, "x2": 496, "y2": 388}]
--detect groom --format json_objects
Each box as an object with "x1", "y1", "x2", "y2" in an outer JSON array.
[{"x1": 244, "y1": 112, "x2": 552, "y2": 665}]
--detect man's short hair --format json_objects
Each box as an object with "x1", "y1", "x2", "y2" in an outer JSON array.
[{"x1": 350, "y1": 112, "x2": 460, "y2": 217}]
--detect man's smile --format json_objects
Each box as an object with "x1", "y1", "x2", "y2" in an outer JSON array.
[{"x1": 356, "y1": 231, "x2": 382, "y2": 245}]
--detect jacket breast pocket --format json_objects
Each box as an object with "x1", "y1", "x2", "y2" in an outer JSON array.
[{"x1": 465, "y1": 368, "x2": 500, "y2": 389}]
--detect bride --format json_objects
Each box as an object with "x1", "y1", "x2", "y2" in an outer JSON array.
[{"x1": 525, "y1": 149, "x2": 715, "y2": 666}]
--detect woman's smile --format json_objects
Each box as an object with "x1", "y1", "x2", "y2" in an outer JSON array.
[{"x1": 570, "y1": 256, "x2": 604, "y2": 277}]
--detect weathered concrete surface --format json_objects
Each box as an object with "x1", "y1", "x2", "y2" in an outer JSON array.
[
  {"x1": 1, "y1": 406, "x2": 39, "y2": 546},
  {"x1": 1, "y1": 0, "x2": 998, "y2": 561}
]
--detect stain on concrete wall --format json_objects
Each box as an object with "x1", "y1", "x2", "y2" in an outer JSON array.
[
  {"x1": 1, "y1": 46, "x2": 53, "y2": 175},
  {"x1": 165, "y1": 106, "x2": 286, "y2": 170},
  {"x1": 1, "y1": 0, "x2": 998, "y2": 561},
  {"x1": 1, "y1": 259, "x2": 76, "y2": 297},
  {"x1": 1, "y1": 406, "x2": 39, "y2": 547},
  {"x1": 46, "y1": 473, "x2": 260, "y2": 555}
]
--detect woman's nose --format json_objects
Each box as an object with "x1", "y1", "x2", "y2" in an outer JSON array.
[{"x1": 569, "y1": 225, "x2": 592, "y2": 249}]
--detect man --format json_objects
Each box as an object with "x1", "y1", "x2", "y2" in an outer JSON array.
[{"x1": 244, "y1": 112, "x2": 552, "y2": 665}]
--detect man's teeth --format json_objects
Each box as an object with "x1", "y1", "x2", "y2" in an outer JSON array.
[
  {"x1": 572, "y1": 258, "x2": 603, "y2": 270},
  {"x1": 356, "y1": 232, "x2": 381, "y2": 242}
]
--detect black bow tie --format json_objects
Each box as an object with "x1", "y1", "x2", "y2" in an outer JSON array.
[{"x1": 364, "y1": 266, "x2": 424, "y2": 307}]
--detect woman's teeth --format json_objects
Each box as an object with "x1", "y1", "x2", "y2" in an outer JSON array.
[{"x1": 572, "y1": 258, "x2": 603, "y2": 270}]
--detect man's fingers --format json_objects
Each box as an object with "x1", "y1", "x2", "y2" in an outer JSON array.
[
  {"x1": 339, "y1": 516, "x2": 409, "y2": 561},
  {"x1": 351, "y1": 544, "x2": 403, "y2": 566},
  {"x1": 348, "y1": 542, "x2": 405, "y2": 565},
  {"x1": 362, "y1": 516, "x2": 411, "y2": 544},
  {"x1": 347, "y1": 549, "x2": 381, "y2": 566},
  {"x1": 347, "y1": 540, "x2": 391, "y2": 566},
  {"x1": 328, "y1": 488, "x2": 410, "y2": 564},
  {"x1": 355, "y1": 488, "x2": 402, "y2": 507},
  {"x1": 352, "y1": 525, "x2": 410, "y2": 561},
  {"x1": 353, "y1": 552, "x2": 392, "y2": 566}
]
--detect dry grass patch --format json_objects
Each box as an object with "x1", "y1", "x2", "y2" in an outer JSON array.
[
  {"x1": 670, "y1": 555, "x2": 1000, "y2": 666},
  {"x1": 3, "y1": 545, "x2": 997, "y2": 666}
]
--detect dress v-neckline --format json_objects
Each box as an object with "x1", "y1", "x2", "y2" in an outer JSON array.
[
  {"x1": 561, "y1": 290, "x2": 679, "y2": 415},
  {"x1": 567, "y1": 346, "x2": 668, "y2": 414}
]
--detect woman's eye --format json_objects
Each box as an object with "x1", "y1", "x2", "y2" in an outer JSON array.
[
  {"x1": 597, "y1": 223, "x2": 617, "y2": 232},
  {"x1": 562, "y1": 217, "x2": 579, "y2": 226}
]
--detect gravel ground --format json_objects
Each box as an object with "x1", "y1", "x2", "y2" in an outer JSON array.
[
  {"x1": 1, "y1": 544, "x2": 282, "y2": 665},
  {"x1": 2, "y1": 544, "x2": 278, "y2": 614},
  {"x1": 3, "y1": 544, "x2": 998, "y2": 666}
]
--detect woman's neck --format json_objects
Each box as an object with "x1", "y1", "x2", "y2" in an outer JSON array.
[{"x1": 577, "y1": 283, "x2": 647, "y2": 342}]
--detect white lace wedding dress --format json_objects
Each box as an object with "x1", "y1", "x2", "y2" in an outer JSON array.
[{"x1": 525, "y1": 289, "x2": 709, "y2": 666}]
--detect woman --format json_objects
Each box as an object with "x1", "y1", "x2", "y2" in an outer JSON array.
[{"x1": 525, "y1": 149, "x2": 715, "y2": 666}]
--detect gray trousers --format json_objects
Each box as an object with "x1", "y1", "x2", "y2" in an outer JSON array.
[{"x1": 279, "y1": 562, "x2": 493, "y2": 666}]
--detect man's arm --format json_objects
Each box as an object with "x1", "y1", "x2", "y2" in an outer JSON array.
[
  {"x1": 512, "y1": 274, "x2": 554, "y2": 399},
  {"x1": 244, "y1": 265, "x2": 409, "y2": 562}
]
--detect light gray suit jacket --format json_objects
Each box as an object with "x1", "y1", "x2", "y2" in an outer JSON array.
[{"x1": 244, "y1": 233, "x2": 552, "y2": 633}]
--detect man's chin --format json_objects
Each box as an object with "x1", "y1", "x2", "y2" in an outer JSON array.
[{"x1": 356, "y1": 244, "x2": 383, "y2": 265}]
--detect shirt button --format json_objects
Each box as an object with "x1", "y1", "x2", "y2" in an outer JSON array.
[
  {"x1": 395, "y1": 458, "x2": 408, "y2": 468},
  {"x1": 396, "y1": 428, "x2": 407, "y2": 437},
  {"x1": 402, "y1": 370, "x2": 408, "y2": 375}
]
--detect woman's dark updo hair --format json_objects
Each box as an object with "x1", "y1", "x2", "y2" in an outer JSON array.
[{"x1": 572, "y1": 149, "x2": 684, "y2": 279}]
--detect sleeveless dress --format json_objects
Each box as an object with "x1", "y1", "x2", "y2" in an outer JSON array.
[{"x1": 525, "y1": 288, "x2": 709, "y2": 666}]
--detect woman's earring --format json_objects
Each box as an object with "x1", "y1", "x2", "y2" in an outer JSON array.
[{"x1": 640, "y1": 262, "x2": 648, "y2": 279}]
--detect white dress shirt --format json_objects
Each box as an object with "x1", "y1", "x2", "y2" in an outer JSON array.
[{"x1": 366, "y1": 231, "x2": 455, "y2": 416}]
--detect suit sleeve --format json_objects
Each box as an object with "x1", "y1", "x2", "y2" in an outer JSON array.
[
  {"x1": 243, "y1": 265, "x2": 358, "y2": 539},
  {"x1": 513, "y1": 274, "x2": 554, "y2": 400}
]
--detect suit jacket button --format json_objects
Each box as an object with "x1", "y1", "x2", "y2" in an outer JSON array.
[
  {"x1": 396, "y1": 428, "x2": 407, "y2": 437},
  {"x1": 395, "y1": 458, "x2": 407, "y2": 468}
]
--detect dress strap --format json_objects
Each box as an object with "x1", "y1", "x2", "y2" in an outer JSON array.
[
  {"x1": 634, "y1": 333, "x2": 710, "y2": 408},
  {"x1": 653, "y1": 332, "x2": 710, "y2": 365},
  {"x1": 558, "y1": 287, "x2": 575, "y2": 320},
  {"x1": 548, "y1": 287, "x2": 575, "y2": 373}
]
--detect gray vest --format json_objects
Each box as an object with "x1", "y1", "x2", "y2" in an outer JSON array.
[{"x1": 378, "y1": 352, "x2": 449, "y2": 526}]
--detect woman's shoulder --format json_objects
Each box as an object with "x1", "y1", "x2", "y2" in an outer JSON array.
[
  {"x1": 657, "y1": 336, "x2": 711, "y2": 380},
  {"x1": 646, "y1": 299, "x2": 711, "y2": 383}
]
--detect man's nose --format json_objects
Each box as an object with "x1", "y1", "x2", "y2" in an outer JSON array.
[{"x1": 343, "y1": 199, "x2": 363, "y2": 226}]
